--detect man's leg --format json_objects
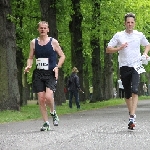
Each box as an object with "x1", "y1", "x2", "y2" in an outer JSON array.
[
  {"x1": 122, "y1": 84, "x2": 132, "y2": 114},
  {"x1": 45, "y1": 88, "x2": 59, "y2": 126},
  {"x1": 127, "y1": 93, "x2": 138, "y2": 129},
  {"x1": 127, "y1": 69, "x2": 139, "y2": 129},
  {"x1": 45, "y1": 88, "x2": 55, "y2": 112},
  {"x1": 120, "y1": 67, "x2": 135, "y2": 129},
  {"x1": 38, "y1": 91, "x2": 48, "y2": 122},
  {"x1": 119, "y1": 89, "x2": 121, "y2": 98},
  {"x1": 130, "y1": 93, "x2": 138, "y2": 115},
  {"x1": 69, "y1": 91, "x2": 73, "y2": 108},
  {"x1": 74, "y1": 91, "x2": 80, "y2": 109},
  {"x1": 125, "y1": 97, "x2": 132, "y2": 113},
  {"x1": 130, "y1": 70, "x2": 139, "y2": 116},
  {"x1": 38, "y1": 91, "x2": 50, "y2": 131},
  {"x1": 120, "y1": 66, "x2": 132, "y2": 113}
]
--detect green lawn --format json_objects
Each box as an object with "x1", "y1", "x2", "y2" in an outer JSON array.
[{"x1": 0, "y1": 96, "x2": 149, "y2": 124}]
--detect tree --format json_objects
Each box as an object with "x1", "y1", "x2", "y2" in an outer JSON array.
[
  {"x1": 10, "y1": 0, "x2": 41, "y2": 105},
  {"x1": 0, "y1": 0, "x2": 20, "y2": 110},
  {"x1": 69, "y1": 0, "x2": 85, "y2": 101},
  {"x1": 90, "y1": 0, "x2": 102, "y2": 102},
  {"x1": 103, "y1": 40, "x2": 113, "y2": 100},
  {"x1": 40, "y1": 0, "x2": 66, "y2": 105},
  {"x1": 14, "y1": 0, "x2": 26, "y2": 106}
]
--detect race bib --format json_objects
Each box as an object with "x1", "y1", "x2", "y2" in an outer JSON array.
[
  {"x1": 36, "y1": 58, "x2": 49, "y2": 70},
  {"x1": 134, "y1": 63, "x2": 146, "y2": 74}
]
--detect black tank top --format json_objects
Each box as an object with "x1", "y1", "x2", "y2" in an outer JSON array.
[{"x1": 35, "y1": 38, "x2": 57, "y2": 70}]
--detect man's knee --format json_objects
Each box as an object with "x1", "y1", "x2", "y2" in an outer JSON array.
[
  {"x1": 132, "y1": 86, "x2": 138, "y2": 94},
  {"x1": 124, "y1": 88, "x2": 131, "y2": 99},
  {"x1": 125, "y1": 93, "x2": 132, "y2": 99}
]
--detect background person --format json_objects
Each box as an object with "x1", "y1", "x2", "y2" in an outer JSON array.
[
  {"x1": 67, "y1": 67, "x2": 81, "y2": 109},
  {"x1": 117, "y1": 77, "x2": 125, "y2": 99},
  {"x1": 143, "y1": 83, "x2": 148, "y2": 96},
  {"x1": 24, "y1": 21, "x2": 65, "y2": 131},
  {"x1": 113, "y1": 87, "x2": 117, "y2": 98},
  {"x1": 89, "y1": 85, "x2": 93, "y2": 100}
]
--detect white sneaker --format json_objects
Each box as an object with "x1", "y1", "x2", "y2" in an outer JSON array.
[
  {"x1": 50, "y1": 110, "x2": 59, "y2": 126},
  {"x1": 129, "y1": 114, "x2": 136, "y2": 123},
  {"x1": 128, "y1": 118, "x2": 135, "y2": 130}
]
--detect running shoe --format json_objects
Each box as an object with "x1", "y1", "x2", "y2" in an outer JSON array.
[
  {"x1": 50, "y1": 110, "x2": 59, "y2": 126},
  {"x1": 40, "y1": 122, "x2": 50, "y2": 131},
  {"x1": 128, "y1": 118, "x2": 135, "y2": 130},
  {"x1": 129, "y1": 113, "x2": 136, "y2": 123}
]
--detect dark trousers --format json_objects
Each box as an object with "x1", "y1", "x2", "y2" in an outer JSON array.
[
  {"x1": 69, "y1": 90, "x2": 80, "y2": 109},
  {"x1": 119, "y1": 88, "x2": 125, "y2": 98}
]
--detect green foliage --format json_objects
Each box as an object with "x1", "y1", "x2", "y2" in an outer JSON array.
[
  {"x1": 9, "y1": 0, "x2": 150, "y2": 85},
  {"x1": 10, "y1": 0, "x2": 41, "y2": 83},
  {"x1": 99, "y1": 0, "x2": 150, "y2": 82},
  {"x1": 56, "y1": 0, "x2": 73, "y2": 75}
]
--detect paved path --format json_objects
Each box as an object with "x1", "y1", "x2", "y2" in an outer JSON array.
[{"x1": 0, "y1": 100, "x2": 150, "y2": 150}]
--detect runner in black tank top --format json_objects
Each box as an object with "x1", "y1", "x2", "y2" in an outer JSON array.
[{"x1": 24, "y1": 21, "x2": 65, "y2": 131}]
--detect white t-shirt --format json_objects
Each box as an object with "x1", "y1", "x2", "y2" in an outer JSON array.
[
  {"x1": 118, "y1": 79, "x2": 124, "y2": 89},
  {"x1": 107, "y1": 30, "x2": 149, "y2": 68}
]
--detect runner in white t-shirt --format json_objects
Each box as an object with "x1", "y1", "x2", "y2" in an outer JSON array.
[
  {"x1": 106, "y1": 12, "x2": 150, "y2": 130},
  {"x1": 117, "y1": 78, "x2": 125, "y2": 99}
]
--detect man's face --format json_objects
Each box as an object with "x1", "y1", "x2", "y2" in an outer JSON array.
[
  {"x1": 125, "y1": 17, "x2": 135, "y2": 32},
  {"x1": 38, "y1": 23, "x2": 49, "y2": 35}
]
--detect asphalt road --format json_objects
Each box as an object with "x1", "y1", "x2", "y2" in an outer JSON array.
[{"x1": 0, "y1": 100, "x2": 150, "y2": 150}]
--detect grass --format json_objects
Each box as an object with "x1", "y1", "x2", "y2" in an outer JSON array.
[{"x1": 0, "y1": 96, "x2": 150, "y2": 124}]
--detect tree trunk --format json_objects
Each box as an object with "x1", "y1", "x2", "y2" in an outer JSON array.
[
  {"x1": 0, "y1": 0, "x2": 20, "y2": 110},
  {"x1": 40, "y1": 0, "x2": 65, "y2": 105},
  {"x1": 146, "y1": 73, "x2": 150, "y2": 95},
  {"x1": 54, "y1": 70, "x2": 66, "y2": 105},
  {"x1": 103, "y1": 40, "x2": 113, "y2": 100},
  {"x1": 15, "y1": 1, "x2": 26, "y2": 106},
  {"x1": 16, "y1": 48, "x2": 24, "y2": 105},
  {"x1": 69, "y1": 0, "x2": 85, "y2": 102},
  {"x1": 90, "y1": 1, "x2": 102, "y2": 102},
  {"x1": 22, "y1": 74, "x2": 30, "y2": 105},
  {"x1": 84, "y1": 64, "x2": 90, "y2": 100}
]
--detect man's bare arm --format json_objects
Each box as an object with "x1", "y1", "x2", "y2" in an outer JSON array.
[
  {"x1": 52, "y1": 39, "x2": 65, "y2": 80},
  {"x1": 106, "y1": 46, "x2": 121, "y2": 53},
  {"x1": 53, "y1": 39, "x2": 65, "y2": 68},
  {"x1": 143, "y1": 44, "x2": 150, "y2": 57},
  {"x1": 106, "y1": 42, "x2": 128, "y2": 53}
]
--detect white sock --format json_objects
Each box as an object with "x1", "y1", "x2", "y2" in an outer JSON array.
[
  {"x1": 50, "y1": 110, "x2": 55, "y2": 115},
  {"x1": 46, "y1": 121, "x2": 49, "y2": 124}
]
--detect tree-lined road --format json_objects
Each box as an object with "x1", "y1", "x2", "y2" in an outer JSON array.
[{"x1": 0, "y1": 100, "x2": 150, "y2": 150}]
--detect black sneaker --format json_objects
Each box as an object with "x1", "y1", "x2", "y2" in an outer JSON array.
[
  {"x1": 40, "y1": 122, "x2": 50, "y2": 131},
  {"x1": 50, "y1": 110, "x2": 59, "y2": 126}
]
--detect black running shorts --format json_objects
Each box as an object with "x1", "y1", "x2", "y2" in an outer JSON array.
[
  {"x1": 32, "y1": 69, "x2": 57, "y2": 93},
  {"x1": 120, "y1": 66, "x2": 140, "y2": 99}
]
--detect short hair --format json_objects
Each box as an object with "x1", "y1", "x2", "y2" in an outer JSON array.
[
  {"x1": 38, "y1": 21, "x2": 49, "y2": 27},
  {"x1": 72, "y1": 67, "x2": 79, "y2": 73},
  {"x1": 124, "y1": 13, "x2": 135, "y2": 21}
]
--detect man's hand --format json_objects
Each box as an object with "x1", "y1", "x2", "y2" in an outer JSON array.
[
  {"x1": 79, "y1": 89, "x2": 84, "y2": 93},
  {"x1": 143, "y1": 53, "x2": 149, "y2": 58},
  {"x1": 24, "y1": 66, "x2": 32, "y2": 74},
  {"x1": 119, "y1": 42, "x2": 128, "y2": 50},
  {"x1": 53, "y1": 67, "x2": 59, "y2": 80}
]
